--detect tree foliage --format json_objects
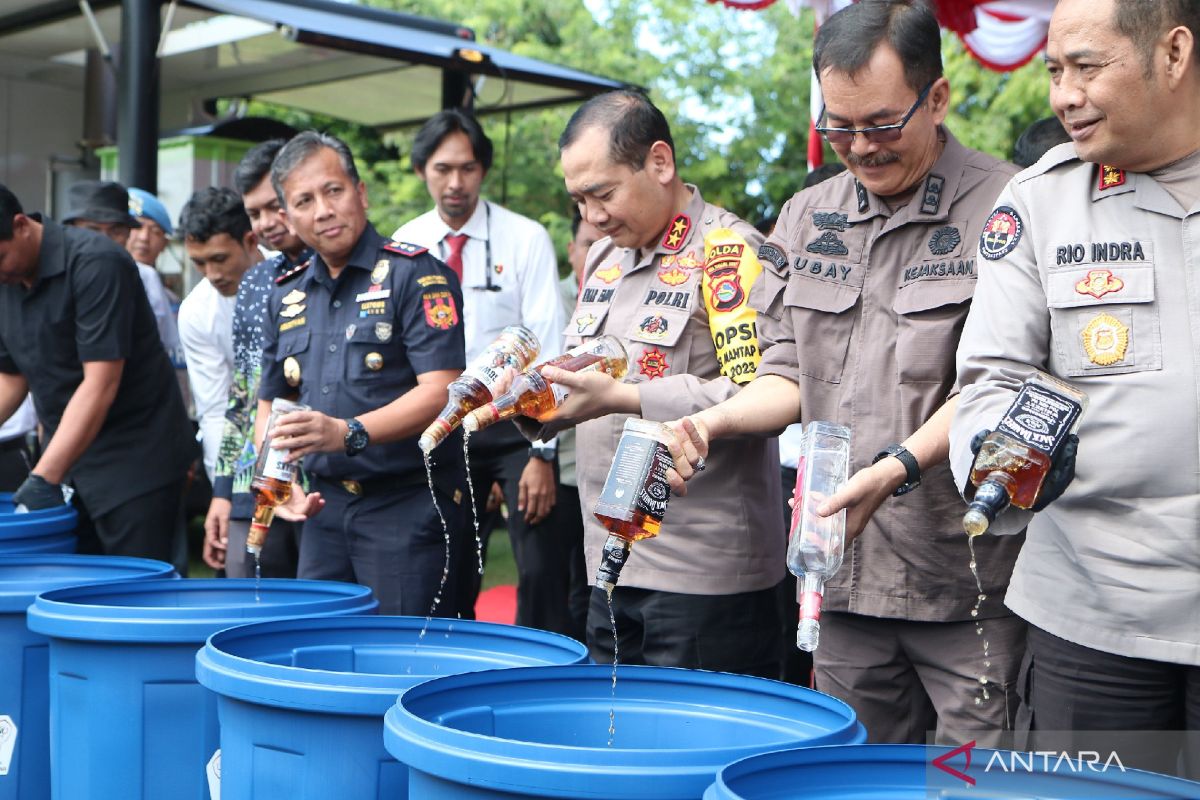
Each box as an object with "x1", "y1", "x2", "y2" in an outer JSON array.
[{"x1": 250, "y1": 0, "x2": 1054, "y2": 264}]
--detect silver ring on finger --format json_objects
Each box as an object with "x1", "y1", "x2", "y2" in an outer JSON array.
[{"x1": 695, "y1": 456, "x2": 706, "y2": 472}]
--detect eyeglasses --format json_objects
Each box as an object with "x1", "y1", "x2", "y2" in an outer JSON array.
[{"x1": 816, "y1": 81, "x2": 935, "y2": 145}]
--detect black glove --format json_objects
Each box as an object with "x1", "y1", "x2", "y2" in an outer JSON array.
[
  {"x1": 12, "y1": 473, "x2": 66, "y2": 511},
  {"x1": 1032, "y1": 433, "x2": 1078, "y2": 512},
  {"x1": 969, "y1": 429, "x2": 1078, "y2": 512}
]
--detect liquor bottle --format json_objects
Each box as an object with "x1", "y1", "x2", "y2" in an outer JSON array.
[
  {"x1": 592, "y1": 419, "x2": 675, "y2": 592},
  {"x1": 247, "y1": 398, "x2": 309, "y2": 556},
  {"x1": 462, "y1": 336, "x2": 629, "y2": 434},
  {"x1": 419, "y1": 326, "x2": 540, "y2": 452},
  {"x1": 963, "y1": 373, "x2": 1087, "y2": 537},
  {"x1": 785, "y1": 421, "x2": 851, "y2": 652}
]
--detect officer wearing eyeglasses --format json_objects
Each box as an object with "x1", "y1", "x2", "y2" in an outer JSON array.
[{"x1": 670, "y1": 0, "x2": 1022, "y2": 746}]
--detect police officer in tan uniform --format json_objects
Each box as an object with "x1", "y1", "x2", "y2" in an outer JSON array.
[
  {"x1": 951, "y1": 0, "x2": 1200, "y2": 777},
  {"x1": 534, "y1": 90, "x2": 785, "y2": 678},
  {"x1": 673, "y1": 2, "x2": 1023, "y2": 744}
]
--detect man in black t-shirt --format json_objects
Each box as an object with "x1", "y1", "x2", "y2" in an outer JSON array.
[{"x1": 0, "y1": 183, "x2": 195, "y2": 568}]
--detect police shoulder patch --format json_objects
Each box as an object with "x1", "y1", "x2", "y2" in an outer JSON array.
[
  {"x1": 979, "y1": 206, "x2": 1023, "y2": 261},
  {"x1": 274, "y1": 259, "x2": 310, "y2": 285},
  {"x1": 383, "y1": 240, "x2": 429, "y2": 257}
]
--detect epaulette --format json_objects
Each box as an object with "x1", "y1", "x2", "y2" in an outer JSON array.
[
  {"x1": 1014, "y1": 141, "x2": 1080, "y2": 184},
  {"x1": 275, "y1": 259, "x2": 310, "y2": 285},
  {"x1": 383, "y1": 240, "x2": 428, "y2": 258}
]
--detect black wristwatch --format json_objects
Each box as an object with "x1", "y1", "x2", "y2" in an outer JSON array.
[
  {"x1": 529, "y1": 444, "x2": 556, "y2": 463},
  {"x1": 344, "y1": 418, "x2": 369, "y2": 456},
  {"x1": 872, "y1": 444, "x2": 921, "y2": 496}
]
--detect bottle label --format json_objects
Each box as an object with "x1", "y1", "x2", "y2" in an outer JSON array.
[
  {"x1": 596, "y1": 430, "x2": 672, "y2": 522},
  {"x1": 800, "y1": 590, "x2": 823, "y2": 622},
  {"x1": 261, "y1": 446, "x2": 294, "y2": 483},
  {"x1": 996, "y1": 381, "x2": 1083, "y2": 456}
]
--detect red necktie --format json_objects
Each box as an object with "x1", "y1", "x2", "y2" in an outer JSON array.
[{"x1": 443, "y1": 233, "x2": 468, "y2": 282}]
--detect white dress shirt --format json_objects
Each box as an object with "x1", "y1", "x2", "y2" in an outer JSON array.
[
  {"x1": 0, "y1": 395, "x2": 36, "y2": 441},
  {"x1": 393, "y1": 200, "x2": 565, "y2": 364},
  {"x1": 136, "y1": 262, "x2": 183, "y2": 359},
  {"x1": 178, "y1": 278, "x2": 236, "y2": 481}
]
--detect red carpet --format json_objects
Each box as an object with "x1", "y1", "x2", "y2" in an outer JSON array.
[{"x1": 475, "y1": 584, "x2": 517, "y2": 624}]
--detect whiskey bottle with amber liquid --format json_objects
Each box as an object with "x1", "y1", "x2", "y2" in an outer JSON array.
[
  {"x1": 592, "y1": 419, "x2": 675, "y2": 592},
  {"x1": 963, "y1": 373, "x2": 1087, "y2": 536},
  {"x1": 419, "y1": 326, "x2": 540, "y2": 452},
  {"x1": 247, "y1": 398, "x2": 309, "y2": 556},
  {"x1": 463, "y1": 336, "x2": 629, "y2": 434}
]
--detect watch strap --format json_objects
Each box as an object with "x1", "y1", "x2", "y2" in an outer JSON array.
[{"x1": 873, "y1": 444, "x2": 920, "y2": 496}]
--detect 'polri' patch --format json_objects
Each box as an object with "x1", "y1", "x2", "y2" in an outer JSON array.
[{"x1": 980, "y1": 206, "x2": 1023, "y2": 261}]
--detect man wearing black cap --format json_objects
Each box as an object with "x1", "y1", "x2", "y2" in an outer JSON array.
[
  {"x1": 62, "y1": 179, "x2": 142, "y2": 247},
  {"x1": 0, "y1": 182, "x2": 195, "y2": 570}
]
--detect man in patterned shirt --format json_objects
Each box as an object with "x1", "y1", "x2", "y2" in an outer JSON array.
[{"x1": 202, "y1": 139, "x2": 312, "y2": 576}]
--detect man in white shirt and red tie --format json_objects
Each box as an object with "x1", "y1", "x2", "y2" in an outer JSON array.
[{"x1": 394, "y1": 109, "x2": 568, "y2": 631}]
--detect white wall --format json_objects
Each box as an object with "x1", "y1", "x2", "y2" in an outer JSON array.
[{"x1": 0, "y1": 77, "x2": 89, "y2": 214}]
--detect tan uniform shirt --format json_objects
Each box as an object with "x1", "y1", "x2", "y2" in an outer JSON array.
[
  {"x1": 951, "y1": 143, "x2": 1200, "y2": 665},
  {"x1": 566, "y1": 186, "x2": 785, "y2": 595},
  {"x1": 754, "y1": 130, "x2": 1021, "y2": 621}
]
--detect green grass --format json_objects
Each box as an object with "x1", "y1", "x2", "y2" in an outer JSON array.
[{"x1": 480, "y1": 528, "x2": 516, "y2": 590}]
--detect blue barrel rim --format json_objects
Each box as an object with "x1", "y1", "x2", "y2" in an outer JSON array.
[
  {"x1": 385, "y1": 663, "x2": 865, "y2": 795},
  {"x1": 707, "y1": 743, "x2": 1200, "y2": 799},
  {"x1": 26, "y1": 578, "x2": 378, "y2": 642},
  {"x1": 195, "y1": 614, "x2": 589, "y2": 716},
  {"x1": 0, "y1": 554, "x2": 176, "y2": 612},
  {"x1": 0, "y1": 492, "x2": 79, "y2": 538}
]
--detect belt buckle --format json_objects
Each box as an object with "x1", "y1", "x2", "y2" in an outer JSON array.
[{"x1": 341, "y1": 479, "x2": 363, "y2": 496}]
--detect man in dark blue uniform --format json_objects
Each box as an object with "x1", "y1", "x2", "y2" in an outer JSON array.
[{"x1": 258, "y1": 131, "x2": 468, "y2": 615}]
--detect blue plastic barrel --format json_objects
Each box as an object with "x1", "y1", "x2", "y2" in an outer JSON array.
[
  {"x1": 0, "y1": 555, "x2": 175, "y2": 800},
  {"x1": 26, "y1": 578, "x2": 378, "y2": 800},
  {"x1": 196, "y1": 615, "x2": 590, "y2": 800},
  {"x1": 0, "y1": 495, "x2": 77, "y2": 554},
  {"x1": 384, "y1": 664, "x2": 867, "y2": 799},
  {"x1": 703, "y1": 744, "x2": 1200, "y2": 799}
]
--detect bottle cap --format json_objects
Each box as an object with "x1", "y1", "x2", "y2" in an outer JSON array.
[
  {"x1": 419, "y1": 419, "x2": 452, "y2": 452},
  {"x1": 962, "y1": 477, "x2": 1011, "y2": 536},
  {"x1": 595, "y1": 534, "x2": 631, "y2": 591},
  {"x1": 465, "y1": 404, "x2": 501, "y2": 433}
]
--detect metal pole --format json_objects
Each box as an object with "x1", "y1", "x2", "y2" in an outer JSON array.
[
  {"x1": 117, "y1": 0, "x2": 160, "y2": 191},
  {"x1": 441, "y1": 68, "x2": 472, "y2": 110}
]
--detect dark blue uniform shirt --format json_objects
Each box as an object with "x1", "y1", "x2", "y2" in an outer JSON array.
[{"x1": 259, "y1": 224, "x2": 466, "y2": 481}]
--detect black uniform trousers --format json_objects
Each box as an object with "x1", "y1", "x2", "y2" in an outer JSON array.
[
  {"x1": 0, "y1": 435, "x2": 32, "y2": 493},
  {"x1": 586, "y1": 584, "x2": 782, "y2": 679},
  {"x1": 73, "y1": 479, "x2": 188, "y2": 575},
  {"x1": 1020, "y1": 623, "x2": 1200, "y2": 779},
  {"x1": 302, "y1": 476, "x2": 467, "y2": 617},
  {"x1": 225, "y1": 517, "x2": 301, "y2": 579},
  {"x1": 454, "y1": 423, "x2": 583, "y2": 633},
  {"x1": 551, "y1": 481, "x2": 590, "y2": 643}
]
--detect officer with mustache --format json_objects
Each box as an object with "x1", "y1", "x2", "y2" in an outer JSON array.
[{"x1": 673, "y1": 0, "x2": 1023, "y2": 746}]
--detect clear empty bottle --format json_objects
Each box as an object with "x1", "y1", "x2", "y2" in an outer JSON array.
[{"x1": 785, "y1": 421, "x2": 851, "y2": 652}]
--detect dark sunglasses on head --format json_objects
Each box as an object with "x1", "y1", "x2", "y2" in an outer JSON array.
[{"x1": 816, "y1": 81, "x2": 936, "y2": 145}]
